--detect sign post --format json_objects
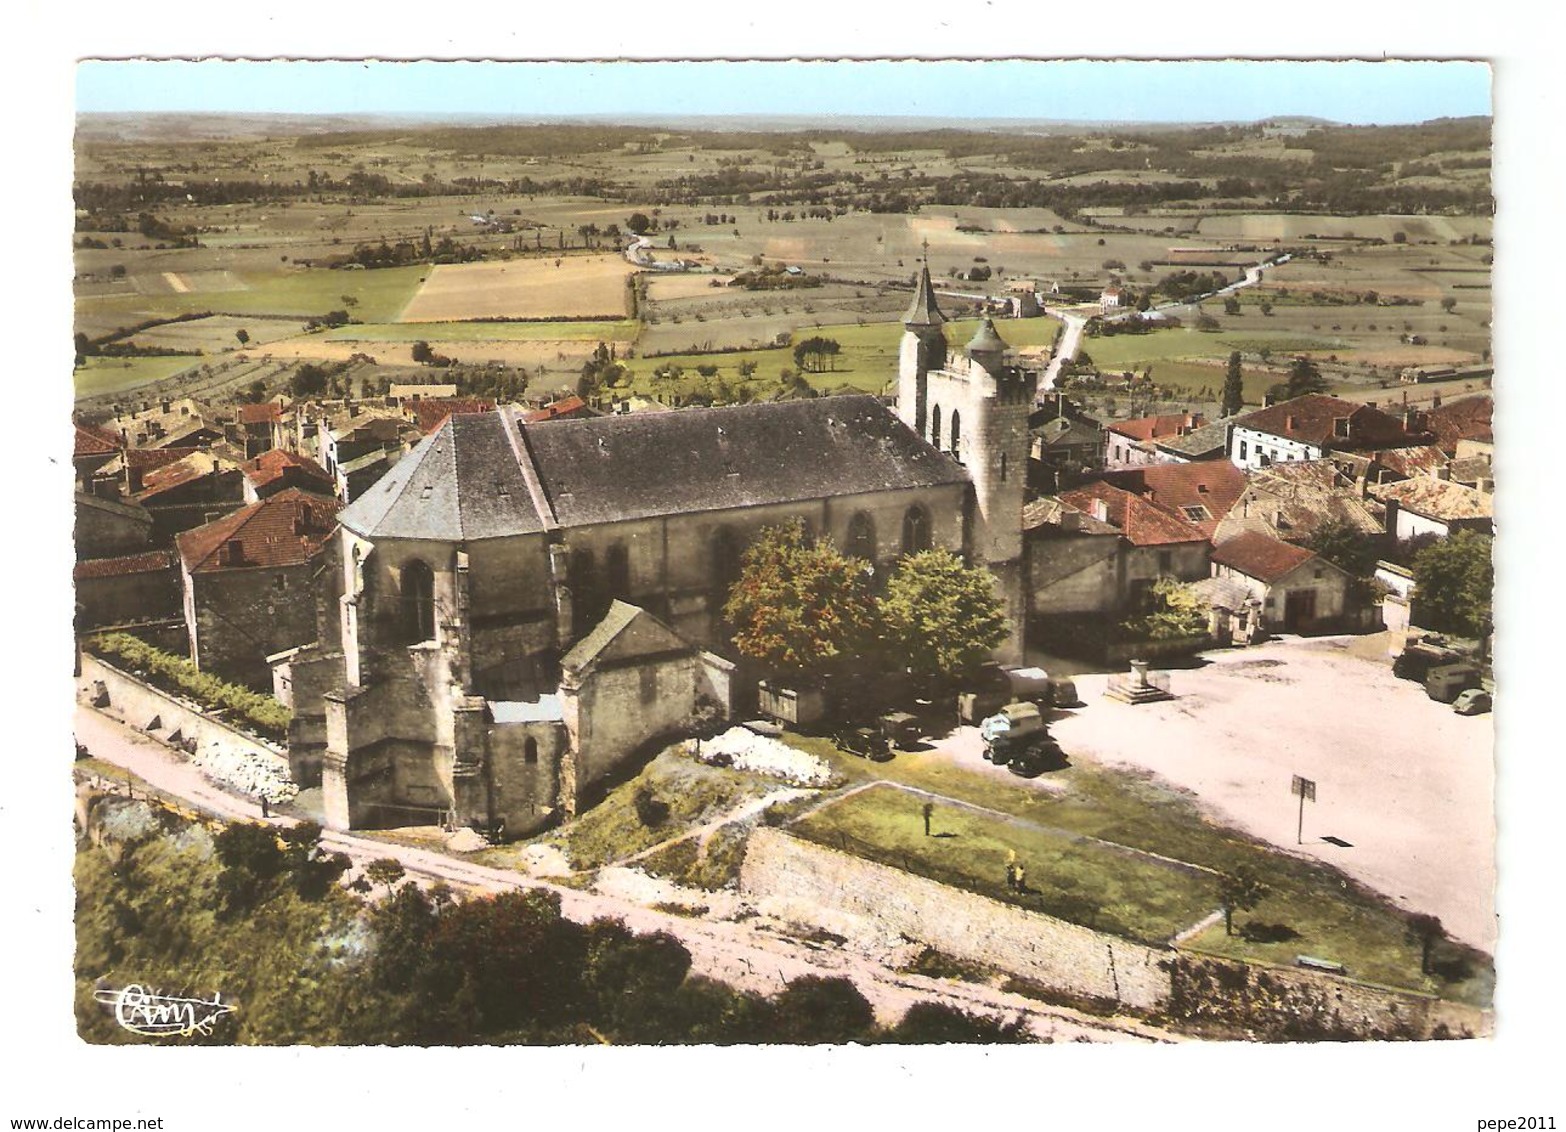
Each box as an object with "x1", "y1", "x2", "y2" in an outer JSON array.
[{"x1": 1291, "y1": 775, "x2": 1316, "y2": 845}]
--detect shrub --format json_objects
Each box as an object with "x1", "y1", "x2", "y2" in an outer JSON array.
[{"x1": 88, "y1": 633, "x2": 292, "y2": 742}]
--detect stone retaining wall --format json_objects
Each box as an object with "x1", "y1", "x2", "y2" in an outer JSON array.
[
  {"x1": 740, "y1": 828, "x2": 1493, "y2": 1039},
  {"x1": 79, "y1": 654, "x2": 291, "y2": 798},
  {"x1": 740, "y1": 826, "x2": 1169, "y2": 1011}
]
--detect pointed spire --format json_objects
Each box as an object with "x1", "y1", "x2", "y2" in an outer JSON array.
[{"x1": 904, "y1": 262, "x2": 945, "y2": 329}]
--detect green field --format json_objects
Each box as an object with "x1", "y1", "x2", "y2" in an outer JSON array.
[
  {"x1": 74, "y1": 355, "x2": 201, "y2": 398},
  {"x1": 791, "y1": 783, "x2": 1216, "y2": 945},
  {"x1": 325, "y1": 319, "x2": 640, "y2": 344},
  {"x1": 779, "y1": 732, "x2": 1491, "y2": 1004},
  {"x1": 623, "y1": 315, "x2": 1063, "y2": 398},
  {"x1": 76, "y1": 265, "x2": 430, "y2": 333}
]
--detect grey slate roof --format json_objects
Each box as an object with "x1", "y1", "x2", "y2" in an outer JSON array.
[
  {"x1": 966, "y1": 318, "x2": 1009, "y2": 356},
  {"x1": 523, "y1": 395, "x2": 969, "y2": 528},
  {"x1": 337, "y1": 412, "x2": 546, "y2": 541},
  {"x1": 903, "y1": 265, "x2": 946, "y2": 328},
  {"x1": 1153, "y1": 415, "x2": 1234, "y2": 459},
  {"x1": 559, "y1": 600, "x2": 645, "y2": 672},
  {"x1": 339, "y1": 395, "x2": 968, "y2": 541}
]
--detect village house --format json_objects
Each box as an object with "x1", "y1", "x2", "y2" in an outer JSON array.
[
  {"x1": 408, "y1": 397, "x2": 496, "y2": 436},
  {"x1": 1148, "y1": 414, "x2": 1236, "y2": 464},
  {"x1": 1028, "y1": 394, "x2": 1102, "y2": 492},
  {"x1": 1043, "y1": 480, "x2": 1211, "y2": 612},
  {"x1": 1096, "y1": 460, "x2": 1248, "y2": 541},
  {"x1": 175, "y1": 487, "x2": 342, "y2": 689},
  {"x1": 73, "y1": 422, "x2": 122, "y2": 492},
  {"x1": 315, "y1": 411, "x2": 409, "y2": 502},
  {"x1": 74, "y1": 549, "x2": 181, "y2": 635},
  {"x1": 1213, "y1": 459, "x2": 1384, "y2": 547},
  {"x1": 1103, "y1": 412, "x2": 1206, "y2": 468},
  {"x1": 287, "y1": 268, "x2": 1035, "y2": 835},
  {"x1": 133, "y1": 451, "x2": 246, "y2": 544},
  {"x1": 1209, "y1": 530, "x2": 1355, "y2": 634},
  {"x1": 237, "y1": 401, "x2": 286, "y2": 459},
  {"x1": 1228, "y1": 394, "x2": 1429, "y2": 471},
  {"x1": 241, "y1": 448, "x2": 336, "y2": 503},
  {"x1": 1371, "y1": 475, "x2": 1494, "y2": 540},
  {"x1": 75, "y1": 491, "x2": 155, "y2": 560}
]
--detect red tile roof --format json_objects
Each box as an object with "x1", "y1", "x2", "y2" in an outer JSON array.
[
  {"x1": 1105, "y1": 412, "x2": 1203, "y2": 442},
  {"x1": 124, "y1": 446, "x2": 203, "y2": 472},
  {"x1": 1099, "y1": 461, "x2": 1247, "y2": 539},
  {"x1": 1059, "y1": 482, "x2": 1208, "y2": 547},
  {"x1": 1367, "y1": 444, "x2": 1449, "y2": 479},
  {"x1": 412, "y1": 398, "x2": 495, "y2": 435},
  {"x1": 1424, "y1": 395, "x2": 1493, "y2": 455},
  {"x1": 1235, "y1": 395, "x2": 1419, "y2": 449},
  {"x1": 74, "y1": 549, "x2": 176, "y2": 580},
  {"x1": 242, "y1": 447, "x2": 333, "y2": 490},
  {"x1": 137, "y1": 452, "x2": 239, "y2": 500},
  {"x1": 522, "y1": 395, "x2": 593, "y2": 424},
  {"x1": 74, "y1": 422, "x2": 122, "y2": 458},
  {"x1": 1211, "y1": 530, "x2": 1319, "y2": 583},
  {"x1": 176, "y1": 487, "x2": 341, "y2": 573},
  {"x1": 238, "y1": 402, "x2": 283, "y2": 425}
]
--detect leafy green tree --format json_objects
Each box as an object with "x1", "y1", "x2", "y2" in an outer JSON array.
[
  {"x1": 886, "y1": 1002, "x2": 1031, "y2": 1044},
  {"x1": 880, "y1": 550, "x2": 1010, "y2": 685},
  {"x1": 1223, "y1": 295, "x2": 1241, "y2": 316},
  {"x1": 626, "y1": 212, "x2": 652, "y2": 235},
  {"x1": 1217, "y1": 867, "x2": 1270, "y2": 936},
  {"x1": 1119, "y1": 577, "x2": 1207, "y2": 642},
  {"x1": 411, "y1": 340, "x2": 434, "y2": 364},
  {"x1": 289, "y1": 362, "x2": 329, "y2": 398},
  {"x1": 365, "y1": 857, "x2": 407, "y2": 896},
  {"x1": 580, "y1": 919, "x2": 694, "y2": 1042},
  {"x1": 723, "y1": 520, "x2": 877, "y2": 686},
  {"x1": 768, "y1": 976, "x2": 875, "y2": 1044},
  {"x1": 1412, "y1": 529, "x2": 1493, "y2": 639},
  {"x1": 1285, "y1": 357, "x2": 1329, "y2": 398},
  {"x1": 235, "y1": 328, "x2": 250, "y2": 347},
  {"x1": 213, "y1": 822, "x2": 286, "y2": 913},
  {"x1": 1221, "y1": 350, "x2": 1245, "y2": 417}
]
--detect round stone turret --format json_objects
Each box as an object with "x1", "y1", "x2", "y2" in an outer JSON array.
[{"x1": 966, "y1": 317, "x2": 1008, "y2": 374}]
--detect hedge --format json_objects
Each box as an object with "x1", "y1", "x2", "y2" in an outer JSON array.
[{"x1": 87, "y1": 632, "x2": 291, "y2": 743}]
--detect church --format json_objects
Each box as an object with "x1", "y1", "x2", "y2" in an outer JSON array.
[{"x1": 277, "y1": 267, "x2": 1038, "y2": 834}]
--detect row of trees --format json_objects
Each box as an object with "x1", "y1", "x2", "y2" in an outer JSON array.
[{"x1": 723, "y1": 521, "x2": 1009, "y2": 690}]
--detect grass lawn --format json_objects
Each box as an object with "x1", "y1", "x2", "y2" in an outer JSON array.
[
  {"x1": 779, "y1": 731, "x2": 1492, "y2": 1005},
  {"x1": 74, "y1": 355, "x2": 201, "y2": 399},
  {"x1": 790, "y1": 783, "x2": 1217, "y2": 945},
  {"x1": 325, "y1": 319, "x2": 639, "y2": 344},
  {"x1": 478, "y1": 747, "x2": 787, "y2": 874}
]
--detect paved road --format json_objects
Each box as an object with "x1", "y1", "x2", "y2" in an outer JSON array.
[{"x1": 74, "y1": 702, "x2": 1171, "y2": 1043}]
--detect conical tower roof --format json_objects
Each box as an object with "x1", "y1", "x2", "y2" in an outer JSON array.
[
  {"x1": 967, "y1": 317, "x2": 1008, "y2": 356},
  {"x1": 903, "y1": 264, "x2": 946, "y2": 329}
]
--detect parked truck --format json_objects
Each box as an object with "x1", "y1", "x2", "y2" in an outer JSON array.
[{"x1": 979, "y1": 702, "x2": 1066, "y2": 778}]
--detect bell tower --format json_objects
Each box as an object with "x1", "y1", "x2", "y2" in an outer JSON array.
[{"x1": 897, "y1": 250, "x2": 946, "y2": 439}]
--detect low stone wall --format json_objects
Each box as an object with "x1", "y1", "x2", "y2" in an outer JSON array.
[
  {"x1": 740, "y1": 827, "x2": 1169, "y2": 1012},
  {"x1": 80, "y1": 654, "x2": 292, "y2": 800}
]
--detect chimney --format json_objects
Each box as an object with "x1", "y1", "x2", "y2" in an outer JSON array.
[
  {"x1": 1435, "y1": 463, "x2": 1451, "y2": 481},
  {"x1": 292, "y1": 515, "x2": 309, "y2": 536},
  {"x1": 1285, "y1": 414, "x2": 1298, "y2": 431},
  {"x1": 161, "y1": 399, "x2": 171, "y2": 413},
  {"x1": 1431, "y1": 393, "x2": 1443, "y2": 409},
  {"x1": 223, "y1": 539, "x2": 244, "y2": 565}
]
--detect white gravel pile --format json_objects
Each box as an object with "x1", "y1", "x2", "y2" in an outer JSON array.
[
  {"x1": 446, "y1": 827, "x2": 488, "y2": 853},
  {"x1": 190, "y1": 741, "x2": 298, "y2": 804},
  {"x1": 519, "y1": 843, "x2": 573, "y2": 878},
  {"x1": 692, "y1": 728, "x2": 838, "y2": 788}
]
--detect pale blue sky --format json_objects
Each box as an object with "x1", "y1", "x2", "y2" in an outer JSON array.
[{"x1": 76, "y1": 59, "x2": 1491, "y2": 124}]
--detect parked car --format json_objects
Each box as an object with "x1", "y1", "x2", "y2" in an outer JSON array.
[
  {"x1": 834, "y1": 724, "x2": 893, "y2": 762},
  {"x1": 1452, "y1": 689, "x2": 1493, "y2": 716}
]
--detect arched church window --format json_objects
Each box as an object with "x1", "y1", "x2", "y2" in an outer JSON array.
[
  {"x1": 930, "y1": 404, "x2": 942, "y2": 450},
  {"x1": 847, "y1": 511, "x2": 877, "y2": 565},
  {"x1": 901, "y1": 505, "x2": 931, "y2": 556},
  {"x1": 950, "y1": 410, "x2": 962, "y2": 457},
  {"x1": 524, "y1": 737, "x2": 539, "y2": 765},
  {"x1": 403, "y1": 559, "x2": 436, "y2": 644},
  {"x1": 1000, "y1": 452, "x2": 1008, "y2": 482}
]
